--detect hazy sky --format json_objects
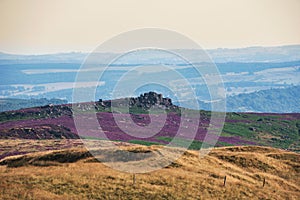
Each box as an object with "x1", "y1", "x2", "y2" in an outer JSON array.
[{"x1": 0, "y1": 0, "x2": 299, "y2": 54}]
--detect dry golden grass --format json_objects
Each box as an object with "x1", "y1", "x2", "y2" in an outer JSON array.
[{"x1": 0, "y1": 145, "x2": 299, "y2": 200}]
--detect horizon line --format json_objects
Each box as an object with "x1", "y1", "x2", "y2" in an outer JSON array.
[{"x1": 1, "y1": 44, "x2": 300, "y2": 56}]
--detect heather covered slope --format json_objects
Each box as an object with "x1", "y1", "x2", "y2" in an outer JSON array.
[
  {"x1": 0, "y1": 145, "x2": 299, "y2": 199},
  {"x1": 0, "y1": 92, "x2": 299, "y2": 152}
]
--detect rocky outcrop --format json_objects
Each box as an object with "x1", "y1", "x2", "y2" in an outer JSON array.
[{"x1": 98, "y1": 92, "x2": 177, "y2": 110}]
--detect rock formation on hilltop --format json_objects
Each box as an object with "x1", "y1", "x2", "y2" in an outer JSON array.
[{"x1": 98, "y1": 92, "x2": 177, "y2": 110}]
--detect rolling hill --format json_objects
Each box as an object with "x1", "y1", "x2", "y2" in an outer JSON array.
[
  {"x1": 0, "y1": 144, "x2": 299, "y2": 199},
  {"x1": 0, "y1": 92, "x2": 299, "y2": 152},
  {"x1": 226, "y1": 85, "x2": 300, "y2": 113}
]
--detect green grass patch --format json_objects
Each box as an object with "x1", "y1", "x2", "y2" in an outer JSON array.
[
  {"x1": 223, "y1": 123, "x2": 256, "y2": 138},
  {"x1": 216, "y1": 141, "x2": 234, "y2": 147},
  {"x1": 157, "y1": 136, "x2": 204, "y2": 150}
]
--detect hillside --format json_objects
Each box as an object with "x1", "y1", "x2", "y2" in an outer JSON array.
[
  {"x1": 0, "y1": 144, "x2": 299, "y2": 199},
  {"x1": 0, "y1": 92, "x2": 299, "y2": 152},
  {"x1": 226, "y1": 86, "x2": 300, "y2": 113},
  {"x1": 0, "y1": 98, "x2": 67, "y2": 112}
]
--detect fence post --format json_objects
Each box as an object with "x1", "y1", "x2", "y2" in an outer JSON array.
[
  {"x1": 223, "y1": 176, "x2": 227, "y2": 187},
  {"x1": 262, "y1": 178, "x2": 265, "y2": 187}
]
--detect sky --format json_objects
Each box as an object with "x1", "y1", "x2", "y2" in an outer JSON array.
[{"x1": 0, "y1": 0, "x2": 300, "y2": 54}]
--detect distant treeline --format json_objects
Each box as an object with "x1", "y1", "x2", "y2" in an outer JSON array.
[{"x1": 0, "y1": 98, "x2": 68, "y2": 112}]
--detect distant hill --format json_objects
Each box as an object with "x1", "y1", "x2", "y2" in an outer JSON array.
[
  {"x1": 207, "y1": 44, "x2": 300, "y2": 63},
  {"x1": 1, "y1": 45, "x2": 300, "y2": 113},
  {"x1": 226, "y1": 86, "x2": 300, "y2": 112},
  {"x1": 0, "y1": 98, "x2": 67, "y2": 112},
  {"x1": 1, "y1": 44, "x2": 300, "y2": 64},
  {"x1": 0, "y1": 52, "x2": 87, "y2": 64}
]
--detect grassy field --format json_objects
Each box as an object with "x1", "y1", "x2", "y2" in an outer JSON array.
[{"x1": 0, "y1": 143, "x2": 299, "y2": 199}]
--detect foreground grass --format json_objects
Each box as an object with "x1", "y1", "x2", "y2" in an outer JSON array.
[{"x1": 0, "y1": 145, "x2": 299, "y2": 199}]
